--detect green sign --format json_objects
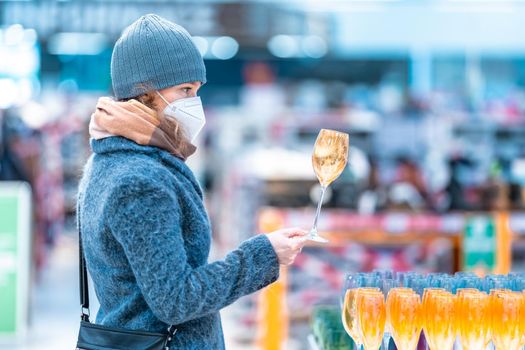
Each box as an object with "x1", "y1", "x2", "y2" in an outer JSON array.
[
  {"x1": 0, "y1": 182, "x2": 31, "y2": 337},
  {"x1": 463, "y1": 216, "x2": 496, "y2": 272}
]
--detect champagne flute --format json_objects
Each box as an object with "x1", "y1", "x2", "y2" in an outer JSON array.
[
  {"x1": 486, "y1": 288, "x2": 510, "y2": 350},
  {"x1": 342, "y1": 287, "x2": 380, "y2": 350},
  {"x1": 389, "y1": 292, "x2": 421, "y2": 350},
  {"x1": 357, "y1": 289, "x2": 386, "y2": 350},
  {"x1": 457, "y1": 290, "x2": 490, "y2": 350},
  {"x1": 308, "y1": 129, "x2": 349, "y2": 243},
  {"x1": 342, "y1": 289, "x2": 362, "y2": 349},
  {"x1": 385, "y1": 287, "x2": 416, "y2": 350},
  {"x1": 422, "y1": 289, "x2": 438, "y2": 350},
  {"x1": 519, "y1": 291, "x2": 525, "y2": 349},
  {"x1": 422, "y1": 289, "x2": 455, "y2": 350},
  {"x1": 491, "y1": 290, "x2": 523, "y2": 350}
]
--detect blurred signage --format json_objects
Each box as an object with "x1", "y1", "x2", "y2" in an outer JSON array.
[
  {"x1": 463, "y1": 216, "x2": 496, "y2": 273},
  {"x1": 0, "y1": 24, "x2": 40, "y2": 108},
  {"x1": 0, "y1": 182, "x2": 31, "y2": 338}
]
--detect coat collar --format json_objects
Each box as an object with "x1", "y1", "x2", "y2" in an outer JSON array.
[{"x1": 90, "y1": 136, "x2": 203, "y2": 198}]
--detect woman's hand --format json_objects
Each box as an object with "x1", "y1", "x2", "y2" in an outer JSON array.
[{"x1": 266, "y1": 227, "x2": 308, "y2": 265}]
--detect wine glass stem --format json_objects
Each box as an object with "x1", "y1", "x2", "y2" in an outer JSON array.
[
  {"x1": 311, "y1": 185, "x2": 327, "y2": 232},
  {"x1": 382, "y1": 334, "x2": 390, "y2": 350}
]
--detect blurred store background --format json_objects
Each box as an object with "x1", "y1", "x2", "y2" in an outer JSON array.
[{"x1": 2, "y1": 0, "x2": 525, "y2": 349}]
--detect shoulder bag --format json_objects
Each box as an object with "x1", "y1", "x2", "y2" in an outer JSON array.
[{"x1": 76, "y1": 218, "x2": 177, "y2": 350}]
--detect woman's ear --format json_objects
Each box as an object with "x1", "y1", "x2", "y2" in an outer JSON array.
[{"x1": 134, "y1": 92, "x2": 160, "y2": 113}]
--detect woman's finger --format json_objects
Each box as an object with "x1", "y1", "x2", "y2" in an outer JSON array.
[{"x1": 286, "y1": 228, "x2": 308, "y2": 238}]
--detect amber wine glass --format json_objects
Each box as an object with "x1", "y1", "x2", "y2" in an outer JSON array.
[
  {"x1": 422, "y1": 289, "x2": 455, "y2": 350},
  {"x1": 520, "y1": 292, "x2": 525, "y2": 348},
  {"x1": 357, "y1": 289, "x2": 386, "y2": 350},
  {"x1": 342, "y1": 288, "x2": 380, "y2": 349},
  {"x1": 386, "y1": 288, "x2": 417, "y2": 344},
  {"x1": 457, "y1": 290, "x2": 490, "y2": 350},
  {"x1": 491, "y1": 290, "x2": 523, "y2": 350},
  {"x1": 308, "y1": 129, "x2": 349, "y2": 243},
  {"x1": 342, "y1": 289, "x2": 363, "y2": 349},
  {"x1": 389, "y1": 292, "x2": 421, "y2": 350},
  {"x1": 421, "y1": 287, "x2": 448, "y2": 349}
]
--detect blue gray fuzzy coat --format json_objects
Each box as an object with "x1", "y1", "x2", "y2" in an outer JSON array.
[{"x1": 77, "y1": 136, "x2": 280, "y2": 349}]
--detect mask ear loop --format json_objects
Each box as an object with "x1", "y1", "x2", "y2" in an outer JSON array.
[
  {"x1": 155, "y1": 91, "x2": 180, "y2": 134},
  {"x1": 155, "y1": 91, "x2": 171, "y2": 107}
]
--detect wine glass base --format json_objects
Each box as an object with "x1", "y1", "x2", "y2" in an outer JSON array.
[{"x1": 306, "y1": 234, "x2": 329, "y2": 243}]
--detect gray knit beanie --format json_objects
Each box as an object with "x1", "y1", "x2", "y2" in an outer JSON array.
[{"x1": 111, "y1": 14, "x2": 207, "y2": 100}]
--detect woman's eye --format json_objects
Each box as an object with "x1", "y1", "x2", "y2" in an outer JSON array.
[{"x1": 183, "y1": 87, "x2": 192, "y2": 94}]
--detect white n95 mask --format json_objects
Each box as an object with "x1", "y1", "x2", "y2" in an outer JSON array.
[{"x1": 156, "y1": 92, "x2": 206, "y2": 143}]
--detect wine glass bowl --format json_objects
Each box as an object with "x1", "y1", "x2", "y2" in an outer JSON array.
[
  {"x1": 342, "y1": 287, "x2": 381, "y2": 350},
  {"x1": 312, "y1": 129, "x2": 349, "y2": 187},
  {"x1": 308, "y1": 129, "x2": 349, "y2": 243},
  {"x1": 342, "y1": 288, "x2": 361, "y2": 348},
  {"x1": 357, "y1": 289, "x2": 386, "y2": 350},
  {"x1": 388, "y1": 292, "x2": 421, "y2": 350},
  {"x1": 457, "y1": 290, "x2": 490, "y2": 350},
  {"x1": 491, "y1": 290, "x2": 524, "y2": 350},
  {"x1": 422, "y1": 290, "x2": 456, "y2": 350}
]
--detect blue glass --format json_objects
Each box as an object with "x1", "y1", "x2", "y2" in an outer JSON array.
[
  {"x1": 394, "y1": 271, "x2": 409, "y2": 287},
  {"x1": 510, "y1": 276, "x2": 525, "y2": 292},
  {"x1": 408, "y1": 276, "x2": 427, "y2": 296},
  {"x1": 363, "y1": 273, "x2": 381, "y2": 288},
  {"x1": 464, "y1": 276, "x2": 483, "y2": 290},
  {"x1": 380, "y1": 278, "x2": 398, "y2": 298},
  {"x1": 372, "y1": 268, "x2": 394, "y2": 280},
  {"x1": 496, "y1": 275, "x2": 513, "y2": 290},
  {"x1": 427, "y1": 273, "x2": 442, "y2": 288},
  {"x1": 401, "y1": 272, "x2": 422, "y2": 289},
  {"x1": 440, "y1": 276, "x2": 457, "y2": 293},
  {"x1": 341, "y1": 273, "x2": 365, "y2": 308},
  {"x1": 482, "y1": 275, "x2": 507, "y2": 293},
  {"x1": 454, "y1": 271, "x2": 477, "y2": 279},
  {"x1": 504, "y1": 275, "x2": 513, "y2": 291}
]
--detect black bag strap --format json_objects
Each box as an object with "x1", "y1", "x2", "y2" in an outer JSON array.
[{"x1": 79, "y1": 207, "x2": 90, "y2": 322}]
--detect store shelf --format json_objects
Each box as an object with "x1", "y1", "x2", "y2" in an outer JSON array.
[{"x1": 258, "y1": 207, "x2": 525, "y2": 236}]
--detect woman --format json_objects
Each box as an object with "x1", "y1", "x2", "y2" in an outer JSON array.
[{"x1": 77, "y1": 14, "x2": 307, "y2": 349}]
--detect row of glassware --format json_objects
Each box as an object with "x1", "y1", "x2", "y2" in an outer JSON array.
[{"x1": 341, "y1": 270, "x2": 525, "y2": 350}]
